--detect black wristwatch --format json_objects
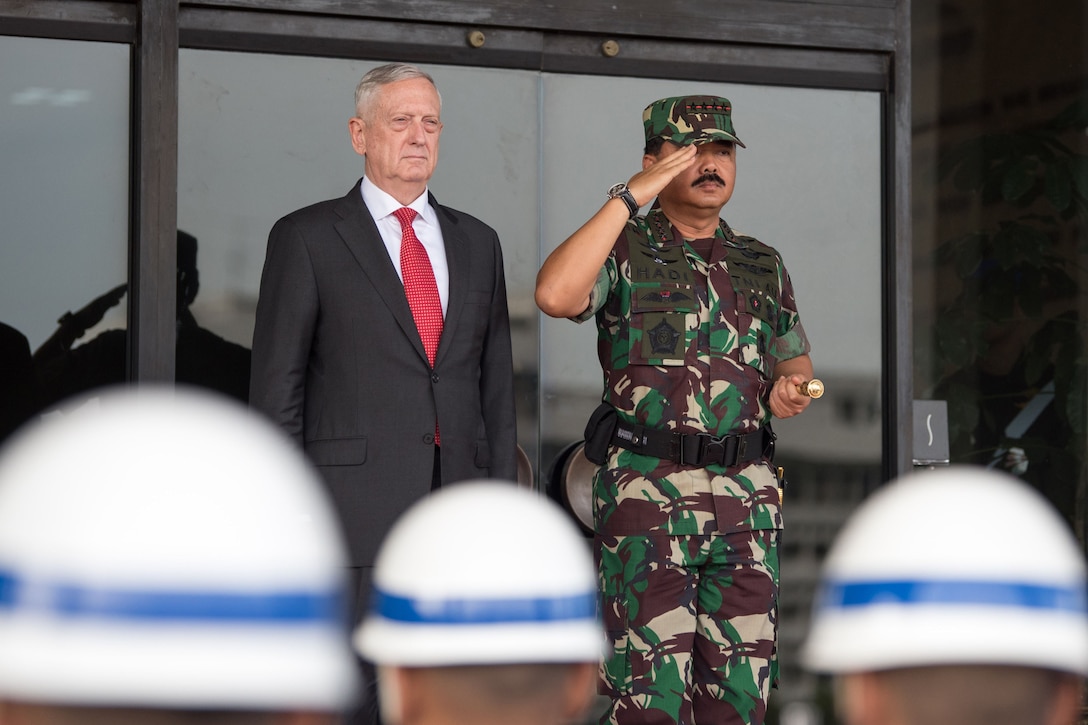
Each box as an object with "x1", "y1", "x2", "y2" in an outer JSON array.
[{"x1": 607, "y1": 182, "x2": 640, "y2": 218}]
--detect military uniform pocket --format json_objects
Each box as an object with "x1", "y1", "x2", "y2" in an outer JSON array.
[
  {"x1": 629, "y1": 282, "x2": 696, "y2": 366},
  {"x1": 735, "y1": 289, "x2": 779, "y2": 378},
  {"x1": 599, "y1": 590, "x2": 632, "y2": 696}
]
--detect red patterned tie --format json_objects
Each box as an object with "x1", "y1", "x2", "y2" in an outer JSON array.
[{"x1": 395, "y1": 207, "x2": 443, "y2": 444}]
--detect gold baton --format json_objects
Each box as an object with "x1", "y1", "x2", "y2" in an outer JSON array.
[{"x1": 797, "y1": 379, "x2": 825, "y2": 399}]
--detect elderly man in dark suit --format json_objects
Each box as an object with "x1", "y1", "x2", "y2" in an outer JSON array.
[{"x1": 250, "y1": 62, "x2": 518, "y2": 623}]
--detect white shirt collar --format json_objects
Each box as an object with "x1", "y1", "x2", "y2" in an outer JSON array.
[{"x1": 360, "y1": 176, "x2": 437, "y2": 227}]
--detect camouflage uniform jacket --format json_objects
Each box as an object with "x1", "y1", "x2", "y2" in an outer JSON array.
[{"x1": 575, "y1": 206, "x2": 810, "y2": 536}]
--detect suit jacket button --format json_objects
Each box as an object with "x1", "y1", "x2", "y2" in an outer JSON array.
[
  {"x1": 423, "y1": 433, "x2": 434, "y2": 444},
  {"x1": 431, "y1": 373, "x2": 440, "y2": 383}
]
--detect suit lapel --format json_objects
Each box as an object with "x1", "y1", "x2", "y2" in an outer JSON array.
[
  {"x1": 431, "y1": 192, "x2": 467, "y2": 370},
  {"x1": 333, "y1": 182, "x2": 429, "y2": 364}
]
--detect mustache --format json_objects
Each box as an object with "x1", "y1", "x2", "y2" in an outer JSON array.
[{"x1": 692, "y1": 173, "x2": 726, "y2": 187}]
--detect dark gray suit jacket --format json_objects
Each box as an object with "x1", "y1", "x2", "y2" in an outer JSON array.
[{"x1": 250, "y1": 180, "x2": 518, "y2": 567}]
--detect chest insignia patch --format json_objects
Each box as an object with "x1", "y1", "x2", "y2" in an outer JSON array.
[
  {"x1": 642, "y1": 289, "x2": 691, "y2": 304},
  {"x1": 649, "y1": 318, "x2": 682, "y2": 354}
]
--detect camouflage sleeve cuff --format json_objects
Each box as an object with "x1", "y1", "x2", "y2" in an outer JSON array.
[
  {"x1": 570, "y1": 265, "x2": 612, "y2": 324},
  {"x1": 772, "y1": 321, "x2": 811, "y2": 361}
]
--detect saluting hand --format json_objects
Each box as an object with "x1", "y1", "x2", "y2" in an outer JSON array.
[{"x1": 626, "y1": 143, "x2": 699, "y2": 208}]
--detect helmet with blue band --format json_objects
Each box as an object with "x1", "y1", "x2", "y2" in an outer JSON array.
[
  {"x1": 0, "y1": 387, "x2": 357, "y2": 710},
  {"x1": 801, "y1": 466, "x2": 1088, "y2": 676},
  {"x1": 354, "y1": 481, "x2": 603, "y2": 666}
]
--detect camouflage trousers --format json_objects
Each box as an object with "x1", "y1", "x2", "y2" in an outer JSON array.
[{"x1": 597, "y1": 530, "x2": 780, "y2": 725}]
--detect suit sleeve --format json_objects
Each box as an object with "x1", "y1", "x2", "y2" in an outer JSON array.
[
  {"x1": 480, "y1": 232, "x2": 519, "y2": 480},
  {"x1": 249, "y1": 215, "x2": 318, "y2": 444}
]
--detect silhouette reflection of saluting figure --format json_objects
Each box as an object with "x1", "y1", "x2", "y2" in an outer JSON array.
[
  {"x1": 34, "y1": 230, "x2": 251, "y2": 407},
  {"x1": 0, "y1": 322, "x2": 42, "y2": 443}
]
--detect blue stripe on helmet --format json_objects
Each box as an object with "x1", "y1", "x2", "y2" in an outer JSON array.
[
  {"x1": 818, "y1": 578, "x2": 1087, "y2": 614},
  {"x1": 0, "y1": 569, "x2": 344, "y2": 624},
  {"x1": 372, "y1": 587, "x2": 596, "y2": 625}
]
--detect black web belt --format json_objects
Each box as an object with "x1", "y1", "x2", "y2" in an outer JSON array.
[{"x1": 609, "y1": 420, "x2": 775, "y2": 468}]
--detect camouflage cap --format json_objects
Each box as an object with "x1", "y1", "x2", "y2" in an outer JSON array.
[{"x1": 643, "y1": 95, "x2": 746, "y2": 148}]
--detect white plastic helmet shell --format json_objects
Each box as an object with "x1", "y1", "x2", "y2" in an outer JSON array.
[
  {"x1": 802, "y1": 466, "x2": 1088, "y2": 675},
  {"x1": 0, "y1": 387, "x2": 357, "y2": 709},
  {"x1": 354, "y1": 481, "x2": 602, "y2": 666}
]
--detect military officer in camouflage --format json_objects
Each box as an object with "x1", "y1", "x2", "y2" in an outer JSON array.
[{"x1": 536, "y1": 96, "x2": 814, "y2": 725}]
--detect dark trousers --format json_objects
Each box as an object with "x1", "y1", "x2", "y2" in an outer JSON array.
[{"x1": 344, "y1": 445, "x2": 440, "y2": 725}]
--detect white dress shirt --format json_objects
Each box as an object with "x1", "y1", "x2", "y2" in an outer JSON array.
[{"x1": 361, "y1": 176, "x2": 449, "y2": 315}]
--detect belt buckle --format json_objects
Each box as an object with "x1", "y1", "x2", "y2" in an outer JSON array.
[
  {"x1": 698, "y1": 433, "x2": 732, "y2": 467},
  {"x1": 678, "y1": 433, "x2": 714, "y2": 466},
  {"x1": 676, "y1": 433, "x2": 694, "y2": 465}
]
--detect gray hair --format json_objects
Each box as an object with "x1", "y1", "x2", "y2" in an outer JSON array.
[{"x1": 354, "y1": 63, "x2": 440, "y2": 119}]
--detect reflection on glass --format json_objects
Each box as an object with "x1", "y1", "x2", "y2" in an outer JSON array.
[
  {"x1": 0, "y1": 35, "x2": 129, "y2": 435},
  {"x1": 912, "y1": 0, "x2": 1087, "y2": 550},
  {"x1": 172, "y1": 229, "x2": 252, "y2": 402}
]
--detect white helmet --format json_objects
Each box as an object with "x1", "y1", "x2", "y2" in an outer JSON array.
[
  {"x1": 0, "y1": 387, "x2": 357, "y2": 709},
  {"x1": 802, "y1": 466, "x2": 1088, "y2": 675},
  {"x1": 354, "y1": 481, "x2": 602, "y2": 666}
]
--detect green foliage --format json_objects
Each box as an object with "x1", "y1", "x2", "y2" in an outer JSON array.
[{"x1": 926, "y1": 98, "x2": 1088, "y2": 512}]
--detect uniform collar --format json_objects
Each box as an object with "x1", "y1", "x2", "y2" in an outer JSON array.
[{"x1": 644, "y1": 206, "x2": 739, "y2": 249}]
